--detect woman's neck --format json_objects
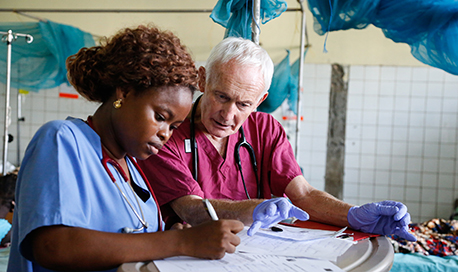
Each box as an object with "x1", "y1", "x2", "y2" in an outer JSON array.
[{"x1": 90, "y1": 105, "x2": 126, "y2": 161}]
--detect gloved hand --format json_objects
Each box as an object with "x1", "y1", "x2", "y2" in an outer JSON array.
[
  {"x1": 247, "y1": 198, "x2": 309, "y2": 236},
  {"x1": 347, "y1": 200, "x2": 417, "y2": 241}
]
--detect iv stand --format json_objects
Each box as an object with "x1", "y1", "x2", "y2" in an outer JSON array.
[
  {"x1": 0, "y1": 30, "x2": 33, "y2": 175},
  {"x1": 251, "y1": 0, "x2": 260, "y2": 45},
  {"x1": 294, "y1": 0, "x2": 308, "y2": 160},
  {"x1": 17, "y1": 90, "x2": 25, "y2": 166}
]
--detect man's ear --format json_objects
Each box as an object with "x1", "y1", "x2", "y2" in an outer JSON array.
[
  {"x1": 198, "y1": 66, "x2": 206, "y2": 93},
  {"x1": 256, "y1": 92, "x2": 269, "y2": 107}
]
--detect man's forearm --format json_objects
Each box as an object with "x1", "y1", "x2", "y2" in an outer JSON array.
[
  {"x1": 171, "y1": 196, "x2": 263, "y2": 226},
  {"x1": 285, "y1": 175, "x2": 352, "y2": 227},
  {"x1": 212, "y1": 199, "x2": 264, "y2": 224},
  {"x1": 291, "y1": 189, "x2": 351, "y2": 227}
]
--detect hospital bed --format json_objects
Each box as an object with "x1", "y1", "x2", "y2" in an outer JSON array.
[{"x1": 389, "y1": 218, "x2": 458, "y2": 272}]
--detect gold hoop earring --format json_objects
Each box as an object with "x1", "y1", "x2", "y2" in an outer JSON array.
[{"x1": 113, "y1": 99, "x2": 122, "y2": 109}]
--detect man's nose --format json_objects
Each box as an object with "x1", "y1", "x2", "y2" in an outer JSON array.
[{"x1": 221, "y1": 102, "x2": 237, "y2": 121}]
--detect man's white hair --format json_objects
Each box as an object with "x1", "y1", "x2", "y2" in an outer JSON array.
[{"x1": 205, "y1": 37, "x2": 274, "y2": 97}]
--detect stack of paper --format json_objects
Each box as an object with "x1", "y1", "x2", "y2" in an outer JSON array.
[
  {"x1": 153, "y1": 225, "x2": 355, "y2": 272},
  {"x1": 154, "y1": 254, "x2": 345, "y2": 272},
  {"x1": 237, "y1": 225, "x2": 354, "y2": 261}
]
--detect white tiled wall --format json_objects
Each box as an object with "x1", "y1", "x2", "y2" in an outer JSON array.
[
  {"x1": 2, "y1": 64, "x2": 458, "y2": 223},
  {"x1": 277, "y1": 64, "x2": 458, "y2": 223},
  {"x1": 0, "y1": 84, "x2": 99, "y2": 166}
]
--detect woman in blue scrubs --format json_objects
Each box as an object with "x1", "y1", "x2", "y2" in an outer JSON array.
[{"x1": 7, "y1": 25, "x2": 244, "y2": 272}]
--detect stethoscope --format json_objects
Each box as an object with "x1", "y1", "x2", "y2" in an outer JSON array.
[
  {"x1": 87, "y1": 117, "x2": 163, "y2": 233},
  {"x1": 190, "y1": 95, "x2": 261, "y2": 199}
]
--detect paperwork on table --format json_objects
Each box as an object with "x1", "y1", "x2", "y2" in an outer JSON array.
[
  {"x1": 154, "y1": 254, "x2": 345, "y2": 272},
  {"x1": 236, "y1": 225, "x2": 354, "y2": 261},
  {"x1": 153, "y1": 225, "x2": 354, "y2": 272},
  {"x1": 258, "y1": 224, "x2": 349, "y2": 241}
]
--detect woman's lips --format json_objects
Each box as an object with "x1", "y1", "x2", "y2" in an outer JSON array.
[{"x1": 149, "y1": 143, "x2": 162, "y2": 155}]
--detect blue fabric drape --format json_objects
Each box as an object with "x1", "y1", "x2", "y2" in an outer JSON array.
[
  {"x1": 258, "y1": 50, "x2": 301, "y2": 115},
  {"x1": 0, "y1": 21, "x2": 95, "y2": 92},
  {"x1": 307, "y1": 0, "x2": 458, "y2": 75},
  {"x1": 210, "y1": 0, "x2": 288, "y2": 39},
  {"x1": 258, "y1": 50, "x2": 292, "y2": 113},
  {"x1": 288, "y1": 56, "x2": 300, "y2": 115},
  {"x1": 0, "y1": 219, "x2": 11, "y2": 243},
  {"x1": 391, "y1": 253, "x2": 458, "y2": 272}
]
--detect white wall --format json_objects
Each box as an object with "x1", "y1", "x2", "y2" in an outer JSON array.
[
  {"x1": 275, "y1": 64, "x2": 458, "y2": 223},
  {"x1": 0, "y1": 85, "x2": 99, "y2": 167}
]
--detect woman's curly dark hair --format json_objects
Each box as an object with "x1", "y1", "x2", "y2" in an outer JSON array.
[{"x1": 66, "y1": 25, "x2": 197, "y2": 103}]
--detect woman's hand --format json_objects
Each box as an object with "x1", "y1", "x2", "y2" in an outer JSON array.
[{"x1": 179, "y1": 219, "x2": 244, "y2": 259}]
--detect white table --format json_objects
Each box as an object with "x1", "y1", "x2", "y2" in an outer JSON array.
[{"x1": 336, "y1": 236, "x2": 394, "y2": 272}]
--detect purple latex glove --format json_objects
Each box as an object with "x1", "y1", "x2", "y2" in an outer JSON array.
[
  {"x1": 347, "y1": 200, "x2": 417, "y2": 241},
  {"x1": 247, "y1": 198, "x2": 309, "y2": 236}
]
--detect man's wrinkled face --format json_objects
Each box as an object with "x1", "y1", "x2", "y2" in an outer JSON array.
[{"x1": 198, "y1": 61, "x2": 267, "y2": 139}]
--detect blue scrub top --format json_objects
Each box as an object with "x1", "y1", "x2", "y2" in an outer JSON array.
[{"x1": 7, "y1": 117, "x2": 162, "y2": 272}]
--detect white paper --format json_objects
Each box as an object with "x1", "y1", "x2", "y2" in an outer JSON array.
[
  {"x1": 257, "y1": 224, "x2": 347, "y2": 241},
  {"x1": 154, "y1": 254, "x2": 345, "y2": 272},
  {"x1": 152, "y1": 226, "x2": 353, "y2": 271},
  {"x1": 237, "y1": 227, "x2": 354, "y2": 261}
]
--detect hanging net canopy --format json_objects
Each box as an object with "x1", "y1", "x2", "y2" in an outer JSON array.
[
  {"x1": 307, "y1": 0, "x2": 458, "y2": 75},
  {"x1": 257, "y1": 50, "x2": 302, "y2": 115},
  {"x1": 0, "y1": 20, "x2": 95, "y2": 92},
  {"x1": 211, "y1": 0, "x2": 304, "y2": 113},
  {"x1": 210, "y1": 0, "x2": 288, "y2": 39}
]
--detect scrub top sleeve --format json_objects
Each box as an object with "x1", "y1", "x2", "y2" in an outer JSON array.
[
  {"x1": 138, "y1": 138, "x2": 205, "y2": 207},
  {"x1": 16, "y1": 121, "x2": 88, "y2": 260}
]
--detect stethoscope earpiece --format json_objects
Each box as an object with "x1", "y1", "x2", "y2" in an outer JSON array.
[
  {"x1": 122, "y1": 222, "x2": 149, "y2": 234},
  {"x1": 122, "y1": 227, "x2": 134, "y2": 234}
]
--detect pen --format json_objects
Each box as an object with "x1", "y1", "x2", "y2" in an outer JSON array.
[
  {"x1": 203, "y1": 199, "x2": 219, "y2": 221},
  {"x1": 271, "y1": 226, "x2": 283, "y2": 232},
  {"x1": 333, "y1": 227, "x2": 348, "y2": 238}
]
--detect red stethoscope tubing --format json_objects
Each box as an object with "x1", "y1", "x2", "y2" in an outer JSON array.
[{"x1": 87, "y1": 116, "x2": 163, "y2": 231}]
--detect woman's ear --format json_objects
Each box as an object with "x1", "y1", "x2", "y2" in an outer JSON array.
[
  {"x1": 198, "y1": 66, "x2": 206, "y2": 93},
  {"x1": 115, "y1": 87, "x2": 129, "y2": 101}
]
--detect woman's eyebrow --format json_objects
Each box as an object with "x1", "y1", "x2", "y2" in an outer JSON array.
[{"x1": 156, "y1": 104, "x2": 175, "y2": 119}]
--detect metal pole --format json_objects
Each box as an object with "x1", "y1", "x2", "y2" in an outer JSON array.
[
  {"x1": 17, "y1": 91, "x2": 23, "y2": 166},
  {"x1": 294, "y1": 0, "x2": 307, "y2": 160},
  {"x1": 251, "y1": 0, "x2": 261, "y2": 44},
  {"x1": 0, "y1": 8, "x2": 300, "y2": 13},
  {"x1": 0, "y1": 30, "x2": 33, "y2": 174},
  {"x1": 2, "y1": 30, "x2": 13, "y2": 175}
]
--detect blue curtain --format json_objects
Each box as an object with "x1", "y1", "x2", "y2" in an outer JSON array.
[
  {"x1": 307, "y1": 0, "x2": 458, "y2": 75},
  {"x1": 0, "y1": 20, "x2": 95, "y2": 92},
  {"x1": 210, "y1": 0, "x2": 288, "y2": 39}
]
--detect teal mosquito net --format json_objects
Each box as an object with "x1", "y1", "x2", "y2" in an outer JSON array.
[
  {"x1": 210, "y1": 0, "x2": 287, "y2": 39},
  {"x1": 257, "y1": 50, "x2": 301, "y2": 115},
  {"x1": 307, "y1": 0, "x2": 458, "y2": 75},
  {"x1": 211, "y1": 0, "x2": 303, "y2": 113},
  {"x1": 0, "y1": 20, "x2": 95, "y2": 92}
]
